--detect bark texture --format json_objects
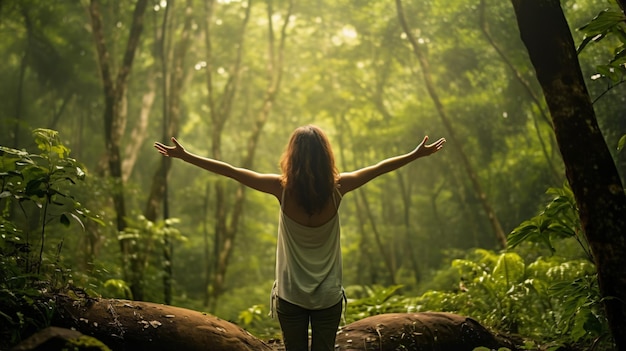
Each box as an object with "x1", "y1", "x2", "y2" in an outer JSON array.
[{"x1": 510, "y1": 1, "x2": 626, "y2": 349}]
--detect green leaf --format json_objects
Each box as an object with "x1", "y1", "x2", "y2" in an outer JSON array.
[
  {"x1": 618, "y1": 134, "x2": 626, "y2": 152},
  {"x1": 577, "y1": 35, "x2": 600, "y2": 54},
  {"x1": 596, "y1": 64, "x2": 621, "y2": 82},
  {"x1": 579, "y1": 9, "x2": 626, "y2": 36},
  {"x1": 60, "y1": 214, "x2": 70, "y2": 227},
  {"x1": 68, "y1": 212, "x2": 86, "y2": 231},
  {"x1": 33, "y1": 128, "x2": 60, "y2": 153},
  {"x1": 0, "y1": 146, "x2": 30, "y2": 158},
  {"x1": 493, "y1": 252, "x2": 525, "y2": 285},
  {"x1": 25, "y1": 179, "x2": 46, "y2": 198}
]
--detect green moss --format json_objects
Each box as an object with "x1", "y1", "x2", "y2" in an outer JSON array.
[{"x1": 62, "y1": 335, "x2": 111, "y2": 351}]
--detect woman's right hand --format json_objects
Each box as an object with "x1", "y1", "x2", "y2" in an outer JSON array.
[
  {"x1": 154, "y1": 137, "x2": 186, "y2": 159},
  {"x1": 413, "y1": 136, "x2": 446, "y2": 158}
]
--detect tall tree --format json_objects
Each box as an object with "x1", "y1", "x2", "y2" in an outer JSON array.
[
  {"x1": 510, "y1": 1, "x2": 626, "y2": 349},
  {"x1": 88, "y1": 0, "x2": 149, "y2": 299},
  {"x1": 203, "y1": 0, "x2": 293, "y2": 311},
  {"x1": 142, "y1": 0, "x2": 194, "y2": 305},
  {"x1": 395, "y1": 0, "x2": 508, "y2": 249}
]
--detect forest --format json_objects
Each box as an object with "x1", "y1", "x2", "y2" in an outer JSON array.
[{"x1": 1, "y1": 0, "x2": 625, "y2": 350}]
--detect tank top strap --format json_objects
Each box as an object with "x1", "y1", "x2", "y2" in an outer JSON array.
[
  {"x1": 332, "y1": 187, "x2": 342, "y2": 210},
  {"x1": 280, "y1": 187, "x2": 286, "y2": 210}
]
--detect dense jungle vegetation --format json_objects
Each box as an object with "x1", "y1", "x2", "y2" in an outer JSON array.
[{"x1": 1, "y1": 0, "x2": 625, "y2": 350}]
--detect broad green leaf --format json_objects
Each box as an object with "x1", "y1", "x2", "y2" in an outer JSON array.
[
  {"x1": 493, "y1": 252, "x2": 525, "y2": 285},
  {"x1": 579, "y1": 9, "x2": 626, "y2": 36}
]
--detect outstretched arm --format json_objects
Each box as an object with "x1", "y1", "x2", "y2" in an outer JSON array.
[
  {"x1": 338, "y1": 136, "x2": 445, "y2": 194},
  {"x1": 154, "y1": 137, "x2": 282, "y2": 198}
]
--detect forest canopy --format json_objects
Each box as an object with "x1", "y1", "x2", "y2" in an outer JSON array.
[{"x1": 1, "y1": 0, "x2": 625, "y2": 350}]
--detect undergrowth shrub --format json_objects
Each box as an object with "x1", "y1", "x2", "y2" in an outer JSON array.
[{"x1": 0, "y1": 129, "x2": 101, "y2": 348}]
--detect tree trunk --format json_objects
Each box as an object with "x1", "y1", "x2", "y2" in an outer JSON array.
[
  {"x1": 203, "y1": 183, "x2": 212, "y2": 307},
  {"x1": 334, "y1": 117, "x2": 376, "y2": 285},
  {"x1": 122, "y1": 76, "x2": 155, "y2": 183},
  {"x1": 396, "y1": 172, "x2": 422, "y2": 285},
  {"x1": 357, "y1": 190, "x2": 397, "y2": 285},
  {"x1": 395, "y1": 0, "x2": 507, "y2": 249},
  {"x1": 203, "y1": 0, "x2": 250, "y2": 313},
  {"x1": 89, "y1": 0, "x2": 149, "y2": 300},
  {"x1": 510, "y1": 1, "x2": 626, "y2": 349},
  {"x1": 13, "y1": 6, "x2": 32, "y2": 149},
  {"x1": 205, "y1": 0, "x2": 293, "y2": 311},
  {"x1": 142, "y1": 0, "x2": 194, "y2": 305}
]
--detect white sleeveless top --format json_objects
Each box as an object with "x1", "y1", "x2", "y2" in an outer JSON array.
[{"x1": 272, "y1": 189, "x2": 343, "y2": 311}]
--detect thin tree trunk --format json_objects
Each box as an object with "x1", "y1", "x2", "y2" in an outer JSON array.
[
  {"x1": 510, "y1": 1, "x2": 626, "y2": 349},
  {"x1": 122, "y1": 79, "x2": 155, "y2": 182},
  {"x1": 478, "y1": 0, "x2": 562, "y2": 185},
  {"x1": 142, "y1": 0, "x2": 193, "y2": 305},
  {"x1": 89, "y1": 0, "x2": 149, "y2": 300},
  {"x1": 48, "y1": 93, "x2": 73, "y2": 131},
  {"x1": 395, "y1": 0, "x2": 507, "y2": 249},
  {"x1": 357, "y1": 190, "x2": 397, "y2": 285},
  {"x1": 158, "y1": 0, "x2": 175, "y2": 307},
  {"x1": 396, "y1": 172, "x2": 422, "y2": 285},
  {"x1": 334, "y1": 114, "x2": 376, "y2": 285},
  {"x1": 14, "y1": 6, "x2": 33, "y2": 149},
  {"x1": 367, "y1": 61, "x2": 423, "y2": 285},
  {"x1": 203, "y1": 183, "x2": 212, "y2": 307},
  {"x1": 208, "y1": 0, "x2": 293, "y2": 312},
  {"x1": 203, "y1": 0, "x2": 249, "y2": 313}
]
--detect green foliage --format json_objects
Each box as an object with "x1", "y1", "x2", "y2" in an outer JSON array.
[
  {"x1": 0, "y1": 129, "x2": 103, "y2": 348},
  {"x1": 102, "y1": 279, "x2": 132, "y2": 300},
  {"x1": 344, "y1": 285, "x2": 406, "y2": 323},
  {"x1": 236, "y1": 304, "x2": 281, "y2": 341},
  {"x1": 0, "y1": 283, "x2": 56, "y2": 348},
  {"x1": 118, "y1": 215, "x2": 184, "y2": 301},
  {"x1": 338, "y1": 184, "x2": 611, "y2": 350},
  {"x1": 226, "y1": 284, "x2": 282, "y2": 341},
  {"x1": 618, "y1": 134, "x2": 626, "y2": 152},
  {"x1": 1, "y1": 128, "x2": 102, "y2": 273},
  {"x1": 64, "y1": 335, "x2": 112, "y2": 351},
  {"x1": 578, "y1": 3, "x2": 626, "y2": 84},
  {"x1": 577, "y1": 0, "x2": 626, "y2": 153},
  {"x1": 507, "y1": 184, "x2": 591, "y2": 260}
]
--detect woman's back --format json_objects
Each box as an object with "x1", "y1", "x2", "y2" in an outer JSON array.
[{"x1": 280, "y1": 189, "x2": 340, "y2": 227}]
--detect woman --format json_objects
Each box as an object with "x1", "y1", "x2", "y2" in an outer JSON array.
[{"x1": 154, "y1": 125, "x2": 446, "y2": 351}]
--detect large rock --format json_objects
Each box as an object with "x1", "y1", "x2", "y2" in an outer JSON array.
[
  {"x1": 335, "y1": 312, "x2": 516, "y2": 351},
  {"x1": 53, "y1": 297, "x2": 272, "y2": 351}
]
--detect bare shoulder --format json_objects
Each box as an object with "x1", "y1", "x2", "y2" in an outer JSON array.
[
  {"x1": 258, "y1": 173, "x2": 283, "y2": 199},
  {"x1": 337, "y1": 172, "x2": 359, "y2": 195}
]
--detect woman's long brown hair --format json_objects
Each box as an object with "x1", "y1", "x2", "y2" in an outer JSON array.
[{"x1": 280, "y1": 125, "x2": 339, "y2": 215}]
